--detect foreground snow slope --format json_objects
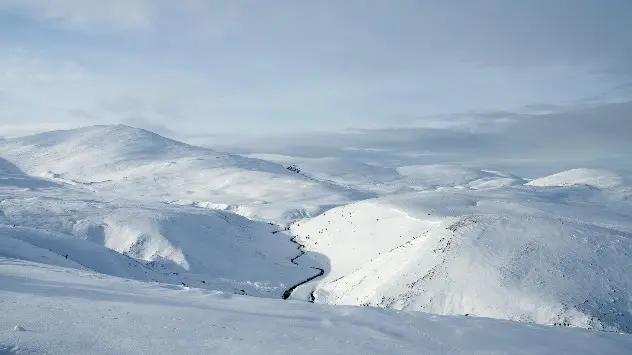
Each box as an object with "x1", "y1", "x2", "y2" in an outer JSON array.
[
  {"x1": 292, "y1": 176, "x2": 632, "y2": 332},
  {"x1": 0, "y1": 125, "x2": 364, "y2": 224},
  {"x1": 1, "y1": 258, "x2": 631, "y2": 355}
]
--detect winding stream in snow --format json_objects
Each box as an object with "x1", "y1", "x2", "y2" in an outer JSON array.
[{"x1": 282, "y1": 235, "x2": 324, "y2": 301}]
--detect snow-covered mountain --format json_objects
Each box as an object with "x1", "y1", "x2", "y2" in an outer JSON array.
[
  {"x1": 2, "y1": 125, "x2": 632, "y2": 353},
  {"x1": 0, "y1": 171, "x2": 314, "y2": 300},
  {"x1": 0, "y1": 128, "x2": 331, "y2": 297},
  {"x1": 292, "y1": 174, "x2": 632, "y2": 332},
  {"x1": 526, "y1": 168, "x2": 628, "y2": 189},
  {"x1": 246, "y1": 154, "x2": 526, "y2": 194},
  {"x1": 0, "y1": 125, "x2": 365, "y2": 224}
]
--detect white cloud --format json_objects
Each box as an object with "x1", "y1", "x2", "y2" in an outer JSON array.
[
  {"x1": 0, "y1": 0, "x2": 154, "y2": 33},
  {"x1": 204, "y1": 100, "x2": 632, "y2": 177},
  {"x1": 0, "y1": 48, "x2": 86, "y2": 83},
  {"x1": 0, "y1": 122, "x2": 85, "y2": 138},
  {"x1": 1, "y1": 1, "x2": 631, "y2": 140},
  {"x1": 0, "y1": 0, "x2": 240, "y2": 38}
]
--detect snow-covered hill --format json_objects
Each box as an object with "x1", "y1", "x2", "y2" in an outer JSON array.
[
  {"x1": 292, "y1": 177, "x2": 632, "y2": 332},
  {"x1": 246, "y1": 154, "x2": 403, "y2": 192},
  {"x1": 246, "y1": 155, "x2": 526, "y2": 194},
  {"x1": 0, "y1": 196, "x2": 310, "y2": 298},
  {"x1": 396, "y1": 164, "x2": 526, "y2": 190},
  {"x1": 0, "y1": 157, "x2": 59, "y2": 190},
  {"x1": 2, "y1": 258, "x2": 631, "y2": 355},
  {"x1": 0, "y1": 143, "x2": 317, "y2": 298},
  {"x1": 2, "y1": 125, "x2": 632, "y2": 351},
  {"x1": 526, "y1": 168, "x2": 627, "y2": 189},
  {"x1": 0, "y1": 125, "x2": 365, "y2": 224}
]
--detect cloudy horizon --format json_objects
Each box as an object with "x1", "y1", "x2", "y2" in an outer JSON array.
[
  {"x1": 1, "y1": 0, "x2": 632, "y2": 175},
  {"x1": 1, "y1": 1, "x2": 631, "y2": 136}
]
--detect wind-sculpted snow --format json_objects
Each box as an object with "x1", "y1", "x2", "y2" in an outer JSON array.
[
  {"x1": 292, "y1": 182, "x2": 632, "y2": 332},
  {"x1": 1, "y1": 259, "x2": 631, "y2": 355}
]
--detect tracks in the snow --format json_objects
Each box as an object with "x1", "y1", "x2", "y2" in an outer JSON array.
[{"x1": 282, "y1": 235, "x2": 324, "y2": 301}]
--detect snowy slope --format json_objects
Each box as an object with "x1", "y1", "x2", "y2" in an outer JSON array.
[
  {"x1": 0, "y1": 158, "x2": 59, "y2": 190},
  {"x1": 3, "y1": 125, "x2": 632, "y2": 348},
  {"x1": 246, "y1": 154, "x2": 402, "y2": 192},
  {"x1": 0, "y1": 125, "x2": 364, "y2": 224},
  {"x1": 292, "y1": 177, "x2": 632, "y2": 332},
  {"x1": 2, "y1": 258, "x2": 631, "y2": 355},
  {"x1": 0, "y1": 199, "x2": 309, "y2": 298},
  {"x1": 246, "y1": 155, "x2": 525, "y2": 194},
  {"x1": 396, "y1": 164, "x2": 526, "y2": 190},
  {"x1": 0, "y1": 153, "x2": 316, "y2": 298},
  {"x1": 527, "y1": 168, "x2": 627, "y2": 189}
]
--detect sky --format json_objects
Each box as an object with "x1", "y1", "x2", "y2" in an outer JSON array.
[
  {"x1": 1, "y1": 0, "x2": 632, "y2": 139},
  {"x1": 205, "y1": 99, "x2": 632, "y2": 176}
]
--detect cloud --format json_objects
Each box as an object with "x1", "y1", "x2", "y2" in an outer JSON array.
[
  {"x1": 0, "y1": 122, "x2": 85, "y2": 138},
  {"x1": 204, "y1": 100, "x2": 632, "y2": 176},
  {"x1": 0, "y1": 0, "x2": 154, "y2": 33},
  {"x1": 0, "y1": 47, "x2": 206, "y2": 133},
  {"x1": 2, "y1": 1, "x2": 631, "y2": 71},
  {"x1": 67, "y1": 109, "x2": 98, "y2": 121},
  {"x1": 121, "y1": 117, "x2": 182, "y2": 140},
  {"x1": 0, "y1": 0, "x2": 240, "y2": 39},
  {"x1": 0, "y1": 1, "x2": 631, "y2": 141}
]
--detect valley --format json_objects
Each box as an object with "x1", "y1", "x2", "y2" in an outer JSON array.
[{"x1": 1, "y1": 125, "x2": 631, "y2": 354}]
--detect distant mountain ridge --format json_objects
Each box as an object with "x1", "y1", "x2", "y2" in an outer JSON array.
[{"x1": 0, "y1": 125, "x2": 364, "y2": 224}]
